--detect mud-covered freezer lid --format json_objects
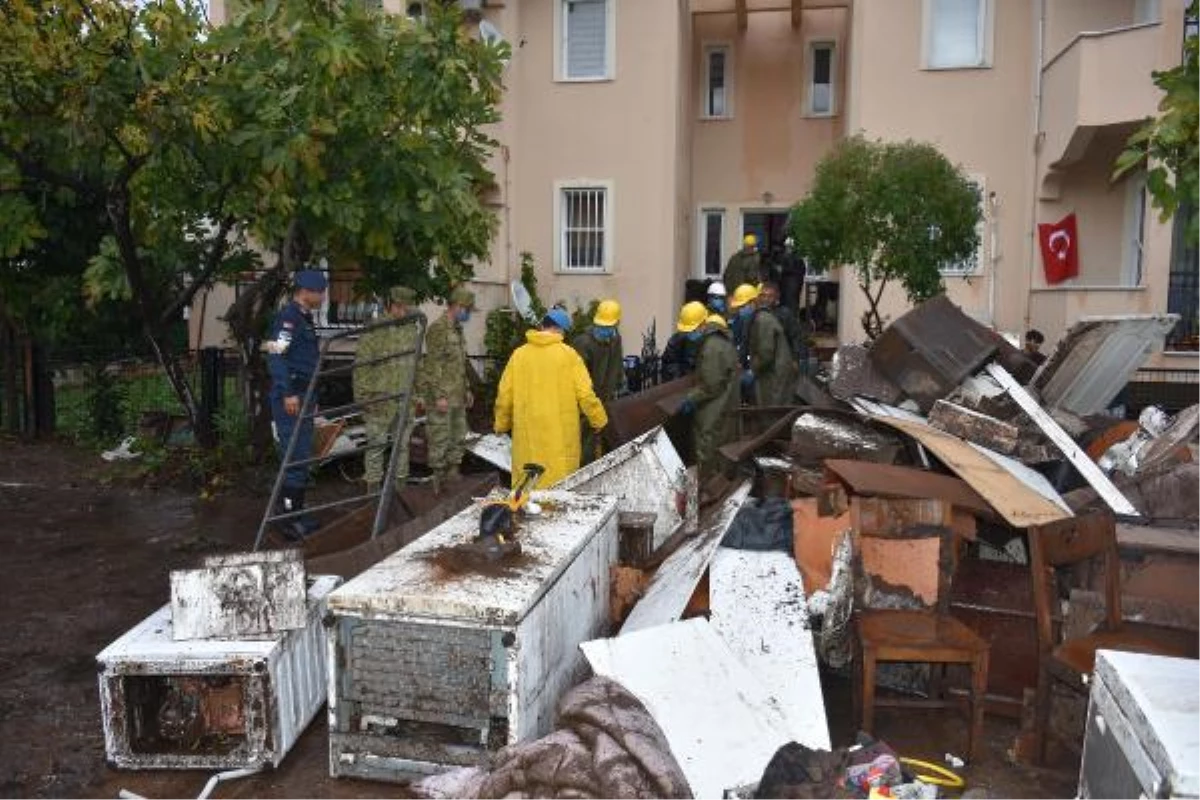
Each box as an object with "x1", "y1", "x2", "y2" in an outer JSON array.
[
  {"x1": 326, "y1": 490, "x2": 619, "y2": 627},
  {"x1": 96, "y1": 575, "x2": 342, "y2": 664}
]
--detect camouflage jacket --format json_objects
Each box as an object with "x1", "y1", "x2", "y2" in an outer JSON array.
[
  {"x1": 353, "y1": 316, "x2": 421, "y2": 399},
  {"x1": 723, "y1": 251, "x2": 762, "y2": 291},
  {"x1": 416, "y1": 312, "x2": 468, "y2": 406},
  {"x1": 571, "y1": 327, "x2": 625, "y2": 402}
]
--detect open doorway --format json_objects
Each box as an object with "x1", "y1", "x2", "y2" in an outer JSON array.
[{"x1": 741, "y1": 211, "x2": 790, "y2": 256}]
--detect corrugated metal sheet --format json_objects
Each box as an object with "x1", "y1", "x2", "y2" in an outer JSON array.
[{"x1": 97, "y1": 575, "x2": 341, "y2": 770}]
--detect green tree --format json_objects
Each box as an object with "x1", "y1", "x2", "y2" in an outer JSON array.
[
  {"x1": 788, "y1": 135, "x2": 981, "y2": 339},
  {"x1": 0, "y1": 0, "x2": 504, "y2": 450},
  {"x1": 1114, "y1": 2, "x2": 1198, "y2": 246}
]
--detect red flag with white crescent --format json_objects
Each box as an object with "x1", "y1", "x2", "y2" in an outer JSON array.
[{"x1": 1038, "y1": 213, "x2": 1080, "y2": 285}]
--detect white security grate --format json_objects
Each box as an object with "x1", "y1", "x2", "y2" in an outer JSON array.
[{"x1": 561, "y1": 186, "x2": 608, "y2": 271}]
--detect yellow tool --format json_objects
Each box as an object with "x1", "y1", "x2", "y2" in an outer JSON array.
[{"x1": 472, "y1": 463, "x2": 545, "y2": 560}]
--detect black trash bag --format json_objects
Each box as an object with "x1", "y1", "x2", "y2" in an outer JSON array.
[
  {"x1": 721, "y1": 497, "x2": 794, "y2": 552},
  {"x1": 755, "y1": 741, "x2": 854, "y2": 799}
]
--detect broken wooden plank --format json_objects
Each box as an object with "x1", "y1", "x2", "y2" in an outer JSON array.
[
  {"x1": 929, "y1": 399, "x2": 1019, "y2": 454},
  {"x1": 620, "y1": 482, "x2": 752, "y2": 635},
  {"x1": 582, "y1": 618, "x2": 793, "y2": 799},
  {"x1": 869, "y1": 416, "x2": 1071, "y2": 528},
  {"x1": 823, "y1": 459, "x2": 994, "y2": 519},
  {"x1": 985, "y1": 363, "x2": 1139, "y2": 517},
  {"x1": 709, "y1": 548, "x2": 832, "y2": 751}
]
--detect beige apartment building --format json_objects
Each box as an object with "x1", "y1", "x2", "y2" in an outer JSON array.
[{"x1": 197, "y1": 0, "x2": 1196, "y2": 367}]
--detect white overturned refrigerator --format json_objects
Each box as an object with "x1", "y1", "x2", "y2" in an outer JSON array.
[
  {"x1": 97, "y1": 575, "x2": 341, "y2": 770},
  {"x1": 1079, "y1": 650, "x2": 1199, "y2": 799},
  {"x1": 325, "y1": 490, "x2": 619, "y2": 781}
]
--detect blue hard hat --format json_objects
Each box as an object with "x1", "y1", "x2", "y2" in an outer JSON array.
[
  {"x1": 542, "y1": 308, "x2": 572, "y2": 332},
  {"x1": 294, "y1": 269, "x2": 328, "y2": 291}
]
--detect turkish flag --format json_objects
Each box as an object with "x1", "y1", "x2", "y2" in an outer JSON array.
[{"x1": 1038, "y1": 213, "x2": 1080, "y2": 285}]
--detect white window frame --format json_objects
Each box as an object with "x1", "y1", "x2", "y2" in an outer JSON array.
[
  {"x1": 805, "y1": 39, "x2": 837, "y2": 118},
  {"x1": 697, "y1": 207, "x2": 726, "y2": 278},
  {"x1": 940, "y1": 175, "x2": 988, "y2": 277},
  {"x1": 554, "y1": 0, "x2": 616, "y2": 83},
  {"x1": 921, "y1": 0, "x2": 994, "y2": 70},
  {"x1": 1122, "y1": 171, "x2": 1148, "y2": 287},
  {"x1": 554, "y1": 180, "x2": 614, "y2": 274},
  {"x1": 700, "y1": 43, "x2": 734, "y2": 120}
]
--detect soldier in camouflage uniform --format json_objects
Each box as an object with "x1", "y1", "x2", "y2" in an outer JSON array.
[
  {"x1": 571, "y1": 299, "x2": 624, "y2": 464},
  {"x1": 674, "y1": 303, "x2": 739, "y2": 480},
  {"x1": 416, "y1": 286, "x2": 475, "y2": 489},
  {"x1": 353, "y1": 286, "x2": 422, "y2": 495}
]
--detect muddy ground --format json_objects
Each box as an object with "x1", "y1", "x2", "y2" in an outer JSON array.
[{"x1": 0, "y1": 437, "x2": 1078, "y2": 799}]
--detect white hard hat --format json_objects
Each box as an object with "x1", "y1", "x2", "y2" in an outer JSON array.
[{"x1": 707, "y1": 281, "x2": 727, "y2": 297}]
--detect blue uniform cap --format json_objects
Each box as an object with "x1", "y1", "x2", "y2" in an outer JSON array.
[
  {"x1": 542, "y1": 308, "x2": 572, "y2": 332},
  {"x1": 294, "y1": 270, "x2": 328, "y2": 292}
]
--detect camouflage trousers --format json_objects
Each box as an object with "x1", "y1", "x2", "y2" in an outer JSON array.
[
  {"x1": 426, "y1": 405, "x2": 467, "y2": 480},
  {"x1": 693, "y1": 410, "x2": 735, "y2": 481},
  {"x1": 362, "y1": 400, "x2": 415, "y2": 490}
]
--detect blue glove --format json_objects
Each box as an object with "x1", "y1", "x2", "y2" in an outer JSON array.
[
  {"x1": 740, "y1": 370, "x2": 755, "y2": 388},
  {"x1": 678, "y1": 397, "x2": 696, "y2": 416}
]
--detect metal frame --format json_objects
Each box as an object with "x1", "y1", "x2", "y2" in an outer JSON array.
[{"x1": 254, "y1": 311, "x2": 427, "y2": 550}]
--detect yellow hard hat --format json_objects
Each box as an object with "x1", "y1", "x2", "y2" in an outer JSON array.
[
  {"x1": 729, "y1": 283, "x2": 760, "y2": 310},
  {"x1": 743, "y1": 233, "x2": 758, "y2": 248},
  {"x1": 676, "y1": 301, "x2": 708, "y2": 333},
  {"x1": 705, "y1": 313, "x2": 728, "y2": 329},
  {"x1": 593, "y1": 299, "x2": 621, "y2": 327}
]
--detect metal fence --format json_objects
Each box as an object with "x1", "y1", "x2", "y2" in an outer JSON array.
[
  {"x1": 48, "y1": 347, "x2": 240, "y2": 444},
  {"x1": 1125, "y1": 366, "x2": 1200, "y2": 416}
]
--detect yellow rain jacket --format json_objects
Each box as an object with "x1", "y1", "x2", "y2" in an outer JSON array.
[{"x1": 494, "y1": 329, "x2": 609, "y2": 487}]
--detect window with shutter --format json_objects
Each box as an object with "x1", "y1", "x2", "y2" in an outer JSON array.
[
  {"x1": 702, "y1": 45, "x2": 731, "y2": 119},
  {"x1": 807, "y1": 42, "x2": 835, "y2": 116},
  {"x1": 925, "y1": 0, "x2": 990, "y2": 69},
  {"x1": 563, "y1": 0, "x2": 609, "y2": 80}
]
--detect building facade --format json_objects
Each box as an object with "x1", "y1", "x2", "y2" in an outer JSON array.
[{"x1": 197, "y1": 0, "x2": 1195, "y2": 366}]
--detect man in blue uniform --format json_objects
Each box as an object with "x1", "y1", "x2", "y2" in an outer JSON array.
[{"x1": 264, "y1": 269, "x2": 327, "y2": 539}]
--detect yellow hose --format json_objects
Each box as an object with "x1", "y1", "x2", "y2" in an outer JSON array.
[{"x1": 899, "y1": 757, "x2": 966, "y2": 789}]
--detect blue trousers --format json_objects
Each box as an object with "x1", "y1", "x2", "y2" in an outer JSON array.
[{"x1": 271, "y1": 392, "x2": 314, "y2": 489}]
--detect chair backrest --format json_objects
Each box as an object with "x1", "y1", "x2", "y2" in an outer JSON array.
[
  {"x1": 849, "y1": 496, "x2": 957, "y2": 614},
  {"x1": 1027, "y1": 511, "x2": 1122, "y2": 656}
]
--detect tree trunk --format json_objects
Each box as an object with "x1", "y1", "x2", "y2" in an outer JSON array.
[{"x1": 858, "y1": 278, "x2": 889, "y2": 341}]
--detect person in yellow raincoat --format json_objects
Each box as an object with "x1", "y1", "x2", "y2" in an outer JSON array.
[{"x1": 494, "y1": 308, "x2": 609, "y2": 487}]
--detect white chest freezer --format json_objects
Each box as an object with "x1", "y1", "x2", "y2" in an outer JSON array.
[
  {"x1": 1079, "y1": 650, "x2": 1200, "y2": 799},
  {"x1": 325, "y1": 490, "x2": 619, "y2": 781},
  {"x1": 97, "y1": 574, "x2": 341, "y2": 770}
]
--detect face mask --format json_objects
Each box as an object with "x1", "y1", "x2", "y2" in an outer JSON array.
[
  {"x1": 709, "y1": 298, "x2": 726, "y2": 313},
  {"x1": 737, "y1": 305, "x2": 754, "y2": 319},
  {"x1": 686, "y1": 329, "x2": 704, "y2": 342},
  {"x1": 594, "y1": 326, "x2": 615, "y2": 341},
  {"x1": 455, "y1": 308, "x2": 471, "y2": 323}
]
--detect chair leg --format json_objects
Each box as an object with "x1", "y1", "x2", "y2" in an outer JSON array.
[
  {"x1": 968, "y1": 652, "x2": 989, "y2": 763},
  {"x1": 1034, "y1": 661, "x2": 1053, "y2": 766},
  {"x1": 862, "y1": 649, "x2": 877, "y2": 736}
]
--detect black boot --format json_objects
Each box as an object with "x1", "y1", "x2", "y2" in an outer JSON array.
[
  {"x1": 290, "y1": 487, "x2": 322, "y2": 536},
  {"x1": 276, "y1": 486, "x2": 312, "y2": 542}
]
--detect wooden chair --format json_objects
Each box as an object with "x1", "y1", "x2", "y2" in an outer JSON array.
[
  {"x1": 850, "y1": 497, "x2": 990, "y2": 762},
  {"x1": 1027, "y1": 510, "x2": 1193, "y2": 765}
]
